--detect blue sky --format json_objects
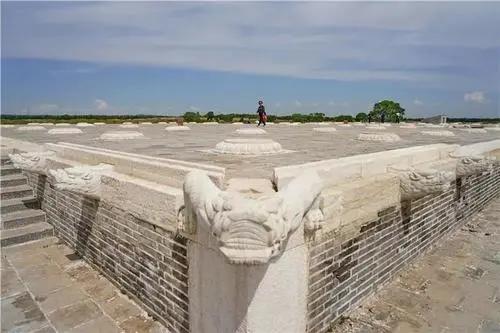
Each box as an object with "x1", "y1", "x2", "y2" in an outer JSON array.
[{"x1": 2, "y1": 1, "x2": 499, "y2": 118}]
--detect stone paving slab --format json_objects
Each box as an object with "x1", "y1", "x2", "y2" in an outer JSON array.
[
  {"x1": 331, "y1": 196, "x2": 500, "y2": 333},
  {"x1": 1, "y1": 239, "x2": 168, "y2": 333},
  {"x1": 2, "y1": 123, "x2": 499, "y2": 179}
]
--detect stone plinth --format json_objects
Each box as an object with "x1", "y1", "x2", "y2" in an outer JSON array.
[
  {"x1": 55, "y1": 123, "x2": 71, "y2": 126},
  {"x1": 18, "y1": 126, "x2": 46, "y2": 131},
  {"x1": 165, "y1": 126, "x2": 191, "y2": 131},
  {"x1": 358, "y1": 132, "x2": 401, "y2": 142},
  {"x1": 461, "y1": 128, "x2": 487, "y2": 134},
  {"x1": 76, "y1": 122, "x2": 94, "y2": 127},
  {"x1": 366, "y1": 125, "x2": 386, "y2": 130},
  {"x1": 214, "y1": 138, "x2": 284, "y2": 155},
  {"x1": 313, "y1": 127, "x2": 337, "y2": 132},
  {"x1": 234, "y1": 128, "x2": 267, "y2": 135},
  {"x1": 421, "y1": 130, "x2": 455, "y2": 137},
  {"x1": 48, "y1": 128, "x2": 83, "y2": 135},
  {"x1": 99, "y1": 131, "x2": 145, "y2": 141}
]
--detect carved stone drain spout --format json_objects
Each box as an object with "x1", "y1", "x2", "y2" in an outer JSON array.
[
  {"x1": 389, "y1": 166, "x2": 455, "y2": 200},
  {"x1": 182, "y1": 170, "x2": 324, "y2": 264},
  {"x1": 9, "y1": 151, "x2": 55, "y2": 174},
  {"x1": 49, "y1": 164, "x2": 113, "y2": 199}
]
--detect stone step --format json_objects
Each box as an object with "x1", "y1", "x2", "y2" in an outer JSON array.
[
  {"x1": 2, "y1": 209, "x2": 46, "y2": 229},
  {"x1": 1, "y1": 173, "x2": 27, "y2": 187},
  {"x1": 1, "y1": 185, "x2": 33, "y2": 200},
  {"x1": 1, "y1": 222, "x2": 54, "y2": 247},
  {"x1": 0, "y1": 236, "x2": 58, "y2": 255},
  {"x1": 0, "y1": 196, "x2": 39, "y2": 215},
  {"x1": 0, "y1": 165, "x2": 21, "y2": 176},
  {"x1": 1, "y1": 155, "x2": 12, "y2": 166}
]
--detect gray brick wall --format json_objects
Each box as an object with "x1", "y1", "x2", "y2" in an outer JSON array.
[
  {"x1": 306, "y1": 165, "x2": 500, "y2": 333},
  {"x1": 25, "y1": 172, "x2": 189, "y2": 333}
]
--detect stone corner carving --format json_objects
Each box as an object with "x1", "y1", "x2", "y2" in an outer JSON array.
[
  {"x1": 449, "y1": 153, "x2": 494, "y2": 177},
  {"x1": 181, "y1": 170, "x2": 324, "y2": 264},
  {"x1": 48, "y1": 163, "x2": 113, "y2": 199},
  {"x1": 8, "y1": 151, "x2": 55, "y2": 174},
  {"x1": 388, "y1": 166, "x2": 455, "y2": 200}
]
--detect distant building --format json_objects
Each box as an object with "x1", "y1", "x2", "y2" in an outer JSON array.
[{"x1": 421, "y1": 114, "x2": 447, "y2": 124}]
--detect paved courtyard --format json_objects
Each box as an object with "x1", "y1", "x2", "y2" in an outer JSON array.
[
  {"x1": 2, "y1": 123, "x2": 499, "y2": 179},
  {"x1": 331, "y1": 196, "x2": 500, "y2": 333},
  {"x1": 1, "y1": 238, "x2": 167, "y2": 333}
]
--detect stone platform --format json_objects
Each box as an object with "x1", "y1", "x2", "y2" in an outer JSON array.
[
  {"x1": 1, "y1": 238, "x2": 167, "y2": 333},
  {"x1": 2, "y1": 123, "x2": 498, "y2": 179}
]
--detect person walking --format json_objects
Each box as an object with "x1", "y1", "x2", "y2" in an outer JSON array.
[
  {"x1": 257, "y1": 100, "x2": 267, "y2": 126},
  {"x1": 380, "y1": 111, "x2": 386, "y2": 124}
]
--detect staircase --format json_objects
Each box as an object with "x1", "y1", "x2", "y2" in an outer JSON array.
[{"x1": 1, "y1": 155, "x2": 54, "y2": 247}]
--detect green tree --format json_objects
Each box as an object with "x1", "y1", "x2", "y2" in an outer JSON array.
[
  {"x1": 183, "y1": 112, "x2": 200, "y2": 122},
  {"x1": 206, "y1": 111, "x2": 215, "y2": 121},
  {"x1": 369, "y1": 100, "x2": 405, "y2": 122},
  {"x1": 355, "y1": 112, "x2": 368, "y2": 122}
]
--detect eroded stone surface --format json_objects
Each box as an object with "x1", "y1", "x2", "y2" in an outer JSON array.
[{"x1": 75, "y1": 122, "x2": 95, "y2": 127}]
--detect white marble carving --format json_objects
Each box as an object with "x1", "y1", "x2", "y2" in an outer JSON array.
[
  {"x1": 234, "y1": 128, "x2": 267, "y2": 135},
  {"x1": 93, "y1": 122, "x2": 106, "y2": 125},
  {"x1": 119, "y1": 124, "x2": 139, "y2": 128},
  {"x1": 358, "y1": 132, "x2": 401, "y2": 142},
  {"x1": 55, "y1": 123, "x2": 71, "y2": 126},
  {"x1": 9, "y1": 151, "x2": 55, "y2": 174},
  {"x1": 49, "y1": 164, "x2": 113, "y2": 199},
  {"x1": 17, "y1": 126, "x2": 46, "y2": 131},
  {"x1": 203, "y1": 122, "x2": 219, "y2": 125},
  {"x1": 76, "y1": 122, "x2": 95, "y2": 127},
  {"x1": 99, "y1": 131, "x2": 145, "y2": 140},
  {"x1": 182, "y1": 170, "x2": 324, "y2": 264},
  {"x1": 388, "y1": 166, "x2": 454, "y2": 200},
  {"x1": 1, "y1": 124, "x2": 15, "y2": 128},
  {"x1": 449, "y1": 153, "x2": 494, "y2": 176},
  {"x1": 48, "y1": 128, "x2": 83, "y2": 135},
  {"x1": 165, "y1": 126, "x2": 191, "y2": 131},
  {"x1": 313, "y1": 127, "x2": 337, "y2": 133},
  {"x1": 421, "y1": 130, "x2": 455, "y2": 137},
  {"x1": 213, "y1": 138, "x2": 285, "y2": 155}
]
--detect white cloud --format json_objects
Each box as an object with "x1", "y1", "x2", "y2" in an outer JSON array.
[
  {"x1": 328, "y1": 101, "x2": 336, "y2": 106},
  {"x1": 2, "y1": 2, "x2": 499, "y2": 86},
  {"x1": 464, "y1": 91, "x2": 486, "y2": 103},
  {"x1": 94, "y1": 99, "x2": 109, "y2": 110},
  {"x1": 413, "y1": 99, "x2": 424, "y2": 105},
  {"x1": 294, "y1": 100, "x2": 302, "y2": 107},
  {"x1": 274, "y1": 102, "x2": 281, "y2": 108}
]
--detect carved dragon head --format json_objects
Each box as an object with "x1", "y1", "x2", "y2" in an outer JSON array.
[
  {"x1": 49, "y1": 163, "x2": 113, "y2": 199},
  {"x1": 182, "y1": 170, "x2": 324, "y2": 264},
  {"x1": 449, "y1": 153, "x2": 494, "y2": 176},
  {"x1": 389, "y1": 166, "x2": 454, "y2": 200},
  {"x1": 8, "y1": 151, "x2": 55, "y2": 174}
]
